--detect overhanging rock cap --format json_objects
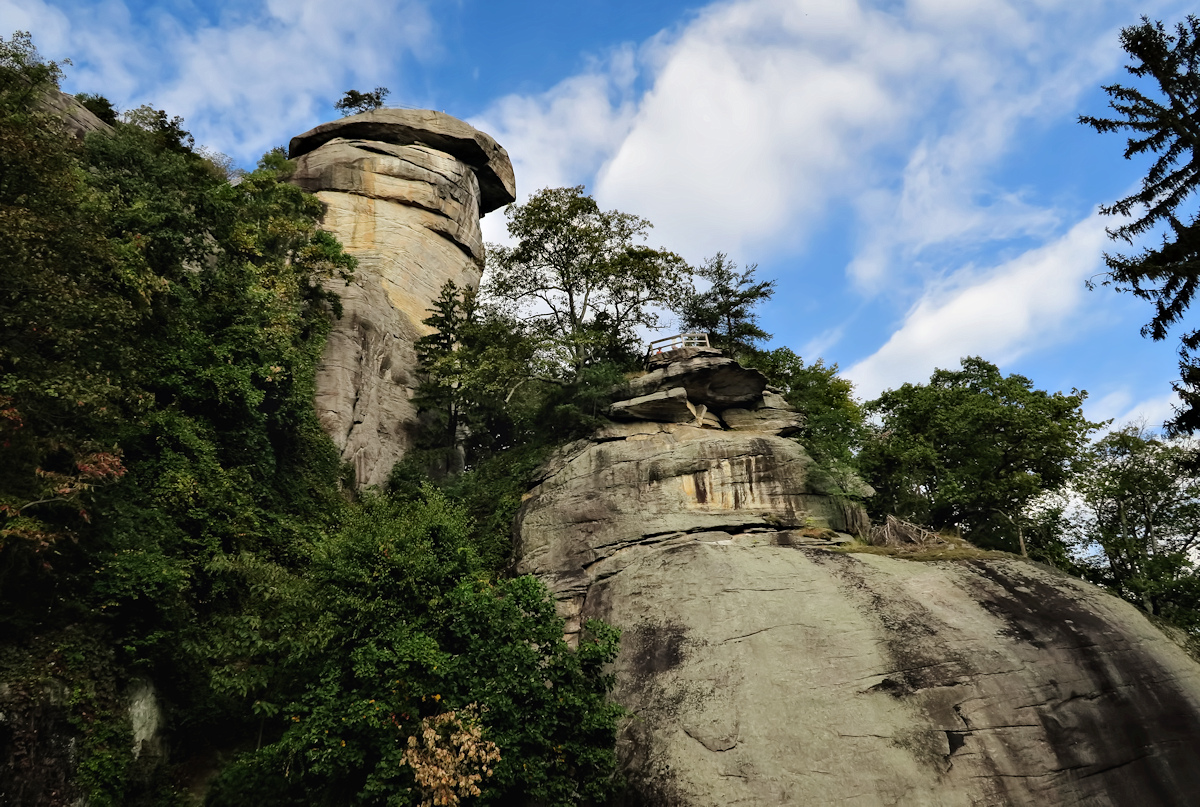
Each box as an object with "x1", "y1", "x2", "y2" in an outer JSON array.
[{"x1": 288, "y1": 109, "x2": 516, "y2": 214}]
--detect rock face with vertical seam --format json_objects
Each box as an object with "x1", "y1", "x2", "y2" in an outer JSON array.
[
  {"x1": 514, "y1": 355, "x2": 1200, "y2": 806},
  {"x1": 288, "y1": 111, "x2": 514, "y2": 487}
]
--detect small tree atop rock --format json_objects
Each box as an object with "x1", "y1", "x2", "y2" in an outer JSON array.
[{"x1": 335, "y1": 86, "x2": 389, "y2": 116}]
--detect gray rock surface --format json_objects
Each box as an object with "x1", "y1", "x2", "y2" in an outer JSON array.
[
  {"x1": 290, "y1": 112, "x2": 513, "y2": 487},
  {"x1": 647, "y1": 345, "x2": 723, "y2": 370},
  {"x1": 40, "y1": 89, "x2": 112, "y2": 140},
  {"x1": 515, "y1": 353, "x2": 1200, "y2": 806},
  {"x1": 515, "y1": 424, "x2": 861, "y2": 637},
  {"x1": 608, "y1": 387, "x2": 697, "y2": 423},
  {"x1": 596, "y1": 547, "x2": 1200, "y2": 806},
  {"x1": 720, "y1": 405, "x2": 803, "y2": 435},
  {"x1": 627, "y1": 356, "x2": 768, "y2": 408}
]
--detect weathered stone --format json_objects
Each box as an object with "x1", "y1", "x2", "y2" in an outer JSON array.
[
  {"x1": 720, "y1": 406, "x2": 803, "y2": 436},
  {"x1": 291, "y1": 138, "x2": 485, "y2": 261},
  {"x1": 291, "y1": 112, "x2": 513, "y2": 487},
  {"x1": 40, "y1": 89, "x2": 112, "y2": 140},
  {"x1": 514, "y1": 426, "x2": 856, "y2": 627},
  {"x1": 626, "y1": 356, "x2": 768, "y2": 408},
  {"x1": 515, "y1": 406, "x2": 1200, "y2": 806},
  {"x1": 647, "y1": 345, "x2": 723, "y2": 370},
  {"x1": 289, "y1": 109, "x2": 516, "y2": 214},
  {"x1": 590, "y1": 550, "x2": 1200, "y2": 806},
  {"x1": 608, "y1": 387, "x2": 696, "y2": 422},
  {"x1": 760, "y1": 389, "x2": 791, "y2": 409}
]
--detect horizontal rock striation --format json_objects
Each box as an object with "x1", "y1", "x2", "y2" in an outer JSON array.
[
  {"x1": 515, "y1": 350, "x2": 1200, "y2": 805},
  {"x1": 289, "y1": 111, "x2": 514, "y2": 487}
]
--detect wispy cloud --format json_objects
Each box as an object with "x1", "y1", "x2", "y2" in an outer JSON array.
[
  {"x1": 470, "y1": 46, "x2": 641, "y2": 245},
  {"x1": 844, "y1": 214, "x2": 1110, "y2": 396},
  {"x1": 474, "y1": 0, "x2": 1145, "y2": 267},
  {"x1": 1, "y1": 0, "x2": 436, "y2": 163},
  {"x1": 1088, "y1": 388, "x2": 1183, "y2": 434}
]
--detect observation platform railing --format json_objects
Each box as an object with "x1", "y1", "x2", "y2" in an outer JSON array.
[{"x1": 645, "y1": 332, "x2": 710, "y2": 360}]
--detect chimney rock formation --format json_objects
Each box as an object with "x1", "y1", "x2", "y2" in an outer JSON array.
[{"x1": 289, "y1": 110, "x2": 514, "y2": 487}]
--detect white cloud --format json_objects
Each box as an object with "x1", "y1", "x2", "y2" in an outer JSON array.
[
  {"x1": 470, "y1": 46, "x2": 640, "y2": 246},
  {"x1": 471, "y1": 0, "x2": 1153, "y2": 274},
  {"x1": 1088, "y1": 389, "x2": 1182, "y2": 433},
  {"x1": 0, "y1": 0, "x2": 436, "y2": 163},
  {"x1": 843, "y1": 214, "x2": 1110, "y2": 396}
]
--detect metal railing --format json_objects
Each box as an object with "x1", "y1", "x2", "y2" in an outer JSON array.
[{"x1": 646, "y1": 332, "x2": 710, "y2": 358}]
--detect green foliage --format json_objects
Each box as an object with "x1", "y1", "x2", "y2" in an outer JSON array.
[
  {"x1": 676, "y1": 253, "x2": 775, "y2": 357},
  {"x1": 335, "y1": 87, "x2": 390, "y2": 116},
  {"x1": 0, "y1": 30, "x2": 136, "y2": 557},
  {"x1": 742, "y1": 347, "x2": 867, "y2": 468},
  {"x1": 209, "y1": 490, "x2": 622, "y2": 806},
  {"x1": 859, "y1": 357, "x2": 1101, "y2": 552},
  {"x1": 485, "y1": 185, "x2": 689, "y2": 378},
  {"x1": 413, "y1": 281, "x2": 538, "y2": 456},
  {"x1": 1081, "y1": 16, "x2": 1200, "y2": 434},
  {"x1": 1045, "y1": 426, "x2": 1200, "y2": 625},
  {"x1": 75, "y1": 92, "x2": 118, "y2": 125},
  {"x1": 0, "y1": 35, "x2": 624, "y2": 805}
]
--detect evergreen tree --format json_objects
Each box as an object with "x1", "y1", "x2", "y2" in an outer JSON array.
[
  {"x1": 334, "y1": 87, "x2": 389, "y2": 116},
  {"x1": 1081, "y1": 16, "x2": 1200, "y2": 433},
  {"x1": 678, "y1": 253, "x2": 775, "y2": 357}
]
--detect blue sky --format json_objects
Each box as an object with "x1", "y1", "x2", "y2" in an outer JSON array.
[{"x1": 3, "y1": 0, "x2": 1195, "y2": 428}]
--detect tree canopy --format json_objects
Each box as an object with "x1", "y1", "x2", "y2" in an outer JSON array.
[
  {"x1": 334, "y1": 87, "x2": 389, "y2": 116},
  {"x1": 742, "y1": 347, "x2": 866, "y2": 469},
  {"x1": 676, "y1": 253, "x2": 775, "y2": 357},
  {"x1": 485, "y1": 185, "x2": 689, "y2": 377},
  {"x1": 1059, "y1": 425, "x2": 1200, "y2": 623},
  {"x1": 0, "y1": 34, "x2": 624, "y2": 806},
  {"x1": 1081, "y1": 16, "x2": 1200, "y2": 433},
  {"x1": 858, "y1": 357, "x2": 1101, "y2": 553}
]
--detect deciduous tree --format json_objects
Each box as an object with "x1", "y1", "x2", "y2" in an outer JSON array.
[
  {"x1": 1058, "y1": 425, "x2": 1200, "y2": 622},
  {"x1": 485, "y1": 186, "x2": 689, "y2": 378},
  {"x1": 859, "y1": 357, "x2": 1101, "y2": 553}
]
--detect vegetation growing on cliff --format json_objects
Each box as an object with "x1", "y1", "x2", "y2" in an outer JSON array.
[{"x1": 0, "y1": 33, "x2": 622, "y2": 807}]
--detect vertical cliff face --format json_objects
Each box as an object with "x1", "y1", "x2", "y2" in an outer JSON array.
[
  {"x1": 288, "y1": 110, "x2": 515, "y2": 487},
  {"x1": 514, "y1": 351, "x2": 1200, "y2": 806}
]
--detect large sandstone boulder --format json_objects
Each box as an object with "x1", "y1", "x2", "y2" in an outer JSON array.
[
  {"x1": 289, "y1": 111, "x2": 514, "y2": 487},
  {"x1": 626, "y1": 355, "x2": 768, "y2": 409},
  {"x1": 39, "y1": 89, "x2": 112, "y2": 140},
  {"x1": 515, "y1": 354, "x2": 1200, "y2": 805},
  {"x1": 598, "y1": 546, "x2": 1200, "y2": 806}
]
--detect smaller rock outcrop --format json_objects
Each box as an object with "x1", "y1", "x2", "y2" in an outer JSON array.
[
  {"x1": 515, "y1": 347, "x2": 1200, "y2": 807},
  {"x1": 39, "y1": 89, "x2": 112, "y2": 140},
  {"x1": 607, "y1": 350, "x2": 804, "y2": 436},
  {"x1": 515, "y1": 347, "x2": 870, "y2": 640}
]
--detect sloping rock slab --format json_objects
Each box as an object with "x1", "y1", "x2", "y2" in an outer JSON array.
[
  {"x1": 609, "y1": 387, "x2": 696, "y2": 422},
  {"x1": 626, "y1": 357, "x2": 768, "y2": 408},
  {"x1": 589, "y1": 549, "x2": 1200, "y2": 806},
  {"x1": 288, "y1": 109, "x2": 515, "y2": 213}
]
